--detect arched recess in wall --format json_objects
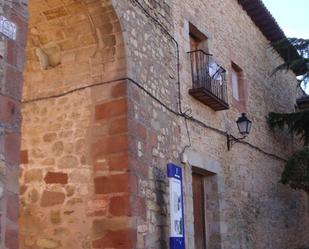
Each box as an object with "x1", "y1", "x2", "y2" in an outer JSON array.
[{"x1": 20, "y1": 0, "x2": 128, "y2": 248}]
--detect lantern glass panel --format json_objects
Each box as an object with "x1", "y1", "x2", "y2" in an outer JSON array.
[
  {"x1": 237, "y1": 121, "x2": 248, "y2": 135},
  {"x1": 247, "y1": 121, "x2": 252, "y2": 134}
]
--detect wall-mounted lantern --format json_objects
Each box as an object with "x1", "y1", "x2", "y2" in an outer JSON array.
[{"x1": 227, "y1": 113, "x2": 252, "y2": 150}]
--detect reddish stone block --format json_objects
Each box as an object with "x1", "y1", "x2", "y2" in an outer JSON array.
[
  {"x1": 5, "y1": 228, "x2": 18, "y2": 249},
  {"x1": 44, "y1": 172, "x2": 68, "y2": 184},
  {"x1": 92, "y1": 229, "x2": 136, "y2": 248},
  {"x1": 4, "y1": 66, "x2": 22, "y2": 99},
  {"x1": 131, "y1": 196, "x2": 146, "y2": 220},
  {"x1": 110, "y1": 117, "x2": 128, "y2": 134},
  {"x1": 129, "y1": 156, "x2": 148, "y2": 178},
  {"x1": 95, "y1": 99, "x2": 127, "y2": 121},
  {"x1": 40, "y1": 191, "x2": 65, "y2": 207},
  {"x1": 130, "y1": 121, "x2": 147, "y2": 141},
  {"x1": 91, "y1": 134, "x2": 128, "y2": 157},
  {"x1": 4, "y1": 132, "x2": 21, "y2": 164},
  {"x1": 0, "y1": 95, "x2": 19, "y2": 124},
  {"x1": 20, "y1": 185, "x2": 27, "y2": 195},
  {"x1": 94, "y1": 174, "x2": 136, "y2": 194},
  {"x1": 109, "y1": 154, "x2": 128, "y2": 171},
  {"x1": 111, "y1": 82, "x2": 127, "y2": 98},
  {"x1": 6, "y1": 193, "x2": 19, "y2": 222},
  {"x1": 6, "y1": 41, "x2": 18, "y2": 67},
  {"x1": 20, "y1": 150, "x2": 28, "y2": 164},
  {"x1": 109, "y1": 195, "x2": 129, "y2": 216}
]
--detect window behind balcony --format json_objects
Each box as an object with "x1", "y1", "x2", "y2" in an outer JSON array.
[
  {"x1": 189, "y1": 23, "x2": 209, "y2": 53},
  {"x1": 188, "y1": 23, "x2": 229, "y2": 111}
]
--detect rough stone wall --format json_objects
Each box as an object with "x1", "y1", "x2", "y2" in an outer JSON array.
[
  {"x1": 107, "y1": 0, "x2": 309, "y2": 248},
  {"x1": 114, "y1": 1, "x2": 182, "y2": 248},
  {"x1": 13, "y1": 0, "x2": 309, "y2": 249},
  {"x1": 114, "y1": 0, "x2": 309, "y2": 249},
  {"x1": 171, "y1": 0, "x2": 309, "y2": 249},
  {"x1": 0, "y1": 1, "x2": 28, "y2": 248},
  {"x1": 20, "y1": 0, "x2": 133, "y2": 248}
]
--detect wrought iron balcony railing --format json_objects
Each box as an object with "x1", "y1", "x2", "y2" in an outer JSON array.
[{"x1": 188, "y1": 50, "x2": 229, "y2": 111}]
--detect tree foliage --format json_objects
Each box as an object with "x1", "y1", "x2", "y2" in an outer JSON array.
[
  {"x1": 268, "y1": 110, "x2": 309, "y2": 145},
  {"x1": 280, "y1": 148, "x2": 309, "y2": 193},
  {"x1": 272, "y1": 37, "x2": 309, "y2": 86},
  {"x1": 268, "y1": 38, "x2": 309, "y2": 193}
]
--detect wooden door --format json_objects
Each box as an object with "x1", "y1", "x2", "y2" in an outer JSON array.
[{"x1": 192, "y1": 173, "x2": 206, "y2": 249}]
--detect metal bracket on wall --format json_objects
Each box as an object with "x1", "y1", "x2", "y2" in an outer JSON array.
[{"x1": 226, "y1": 134, "x2": 246, "y2": 151}]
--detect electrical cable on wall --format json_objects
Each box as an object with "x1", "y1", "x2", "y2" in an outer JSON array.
[
  {"x1": 130, "y1": 0, "x2": 288, "y2": 162},
  {"x1": 21, "y1": 0, "x2": 288, "y2": 163},
  {"x1": 22, "y1": 76, "x2": 287, "y2": 162}
]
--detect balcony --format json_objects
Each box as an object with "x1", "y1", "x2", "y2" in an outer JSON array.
[{"x1": 188, "y1": 50, "x2": 229, "y2": 111}]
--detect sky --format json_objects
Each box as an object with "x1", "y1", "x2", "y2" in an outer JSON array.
[
  {"x1": 262, "y1": 0, "x2": 309, "y2": 93},
  {"x1": 262, "y1": 0, "x2": 309, "y2": 39}
]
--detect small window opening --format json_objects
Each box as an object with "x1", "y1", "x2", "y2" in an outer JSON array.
[{"x1": 231, "y1": 62, "x2": 246, "y2": 111}]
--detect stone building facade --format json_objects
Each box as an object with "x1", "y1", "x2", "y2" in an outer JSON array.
[
  {"x1": 0, "y1": 0, "x2": 308, "y2": 248},
  {"x1": 0, "y1": 1, "x2": 27, "y2": 248}
]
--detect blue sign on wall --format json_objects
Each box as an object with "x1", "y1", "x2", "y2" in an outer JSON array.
[{"x1": 167, "y1": 163, "x2": 185, "y2": 249}]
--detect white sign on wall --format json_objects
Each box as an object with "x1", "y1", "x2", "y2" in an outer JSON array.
[
  {"x1": 167, "y1": 163, "x2": 185, "y2": 249},
  {"x1": 169, "y1": 177, "x2": 183, "y2": 237},
  {"x1": 0, "y1": 16, "x2": 17, "y2": 40}
]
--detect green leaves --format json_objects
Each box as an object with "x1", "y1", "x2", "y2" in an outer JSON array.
[
  {"x1": 269, "y1": 37, "x2": 309, "y2": 193},
  {"x1": 267, "y1": 110, "x2": 309, "y2": 193},
  {"x1": 272, "y1": 38, "x2": 309, "y2": 86},
  {"x1": 281, "y1": 148, "x2": 309, "y2": 193},
  {"x1": 268, "y1": 111, "x2": 309, "y2": 145}
]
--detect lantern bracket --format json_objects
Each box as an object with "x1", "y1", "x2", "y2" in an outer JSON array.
[{"x1": 226, "y1": 134, "x2": 247, "y2": 151}]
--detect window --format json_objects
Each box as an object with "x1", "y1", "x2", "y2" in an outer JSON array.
[
  {"x1": 231, "y1": 62, "x2": 246, "y2": 111},
  {"x1": 231, "y1": 67, "x2": 240, "y2": 100},
  {"x1": 189, "y1": 23, "x2": 209, "y2": 53},
  {"x1": 188, "y1": 23, "x2": 229, "y2": 110},
  {"x1": 190, "y1": 33, "x2": 201, "y2": 51}
]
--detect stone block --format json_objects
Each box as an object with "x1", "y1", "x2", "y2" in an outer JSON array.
[
  {"x1": 6, "y1": 193, "x2": 19, "y2": 222},
  {"x1": 58, "y1": 155, "x2": 78, "y2": 169},
  {"x1": 109, "y1": 153, "x2": 129, "y2": 171},
  {"x1": 92, "y1": 228, "x2": 136, "y2": 248},
  {"x1": 94, "y1": 173, "x2": 133, "y2": 194},
  {"x1": 4, "y1": 132, "x2": 21, "y2": 164},
  {"x1": 95, "y1": 98, "x2": 128, "y2": 121},
  {"x1": 44, "y1": 172, "x2": 68, "y2": 184},
  {"x1": 5, "y1": 228, "x2": 18, "y2": 249},
  {"x1": 24, "y1": 169, "x2": 42, "y2": 183},
  {"x1": 110, "y1": 117, "x2": 128, "y2": 135},
  {"x1": 91, "y1": 134, "x2": 128, "y2": 157},
  {"x1": 40, "y1": 191, "x2": 65, "y2": 207},
  {"x1": 43, "y1": 6, "x2": 68, "y2": 20},
  {"x1": 109, "y1": 195, "x2": 129, "y2": 216},
  {"x1": 20, "y1": 150, "x2": 28, "y2": 164}
]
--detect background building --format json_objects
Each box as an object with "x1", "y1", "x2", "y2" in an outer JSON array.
[{"x1": 0, "y1": 0, "x2": 308, "y2": 248}]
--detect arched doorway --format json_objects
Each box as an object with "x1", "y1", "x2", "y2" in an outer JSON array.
[{"x1": 20, "y1": 0, "x2": 130, "y2": 247}]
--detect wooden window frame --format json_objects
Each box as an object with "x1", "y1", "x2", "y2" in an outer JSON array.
[{"x1": 231, "y1": 62, "x2": 247, "y2": 112}]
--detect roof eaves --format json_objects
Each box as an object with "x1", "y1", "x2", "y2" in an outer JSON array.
[{"x1": 238, "y1": 0, "x2": 306, "y2": 76}]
